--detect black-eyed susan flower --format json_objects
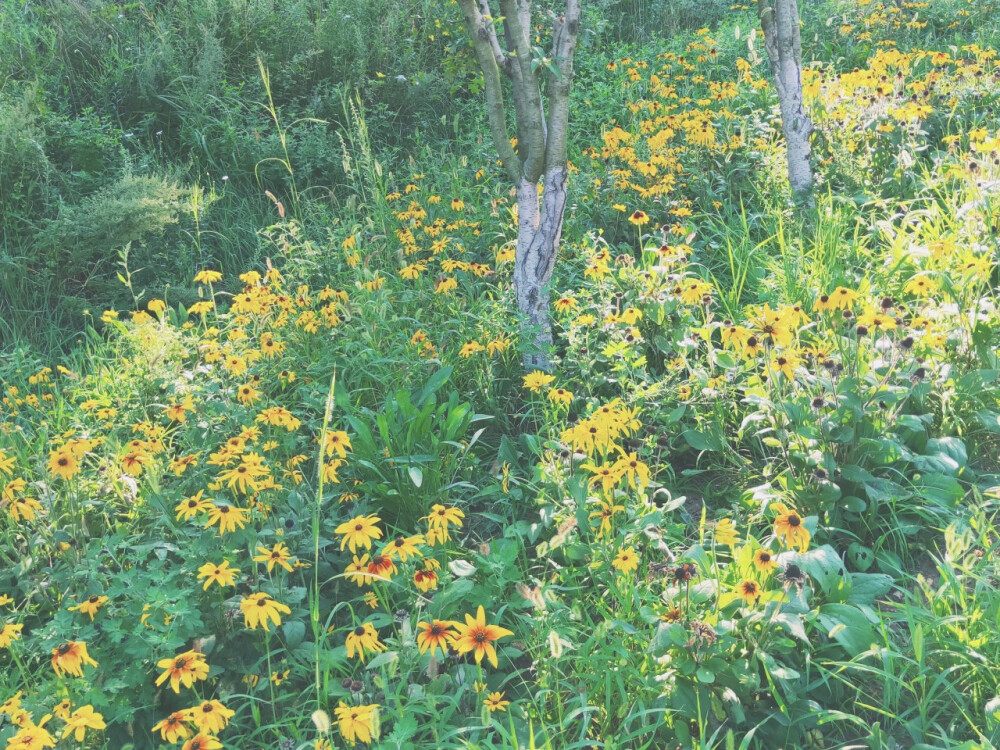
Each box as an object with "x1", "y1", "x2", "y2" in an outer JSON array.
[
  {"x1": 47, "y1": 450, "x2": 80, "y2": 481},
  {"x1": 51, "y1": 641, "x2": 98, "y2": 678},
  {"x1": 771, "y1": 502, "x2": 811, "y2": 551},
  {"x1": 0, "y1": 623, "x2": 23, "y2": 648},
  {"x1": 61, "y1": 705, "x2": 106, "y2": 743},
  {"x1": 484, "y1": 691, "x2": 510, "y2": 712},
  {"x1": 193, "y1": 270, "x2": 223, "y2": 284},
  {"x1": 68, "y1": 595, "x2": 108, "y2": 621},
  {"x1": 52, "y1": 698, "x2": 72, "y2": 720},
  {"x1": 713, "y1": 518, "x2": 739, "y2": 547},
  {"x1": 203, "y1": 504, "x2": 250, "y2": 535},
  {"x1": 335, "y1": 702, "x2": 377, "y2": 746},
  {"x1": 345, "y1": 623, "x2": 386, "y2": 662},
  {"x1": 588, "y1": 499, "x2": 625, "y2": 538},
  {"x1": 152, "y1": 712, "x2": 192, "y2": 744},
  {"x1": 335, "y1": 514, "x2": 383, "y2": 553},
  {"x1": 155, "y1": 650, "x2": 209, "y2": 693},
  {"x1": 612, "y1": 450, "x2": 652, "y2": 490},
  {"x1": 344, "y1": 555, "x2": 372, "y2": 587},
  {"x1": 628, "y1": 210, "x2": 650, "y2": 226},
  {"x1": 8, "y1": 721, "x2": 56, "y2": 750},
  {"x1": 522, "y1": 370, "x2": 556, "y2": 393},
  {"x1": 175, "y1": 490, "x2": 212, "y2": 521},
  {"x1": 547, "y1": 387, "x2": 573, "y2": 405},
  {"x1": 323, "y1": 431, "x2": 352, "y2": 459},
  {"x1": 384, "y1": 535, "x2": 424, "y2": 562},
  {"x1": 612, "y1": 547, "x2": 640, "y2": 575},
  {"x1": 254, "y1": 543, "x2": 294, "y2": 573},
  {"x1": 416, "y1": 620, "x2": 455, "y2": 657},
  {"x1": 240, "y1": 592, "x2": 291, "y2": 631},
  {"x1": 366, "y1": 553, "x2": 397, "y2": 580},
  {"x1": 187, "y1": 700, "x2": 235, "y2": 734},
  {"x1": 452, "y1": 605, "x2": 513, "y2": 668},
  {"x1": 753, "y1": 548, "x2": 779, "y2": 575},
  {"x1": 181, "y1": 733, "x2": 222, "y2": 750},
  {"x1": 458, "y1": 340, "x2": 484, "y2": 357},
  {"x1": 736, "y1": 579, "x2": 761, "y2": 605},
  {"x1": 413, "y1": 566, "x2": 439, "y2": 592},
  {"x1": 196, "y1": 560, "x2": 240, "y2": 590}
]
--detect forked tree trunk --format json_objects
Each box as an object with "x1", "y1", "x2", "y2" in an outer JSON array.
[
  {"x1": 457, "y1": 0, "x2": 580, "y2": 370},
  {"x1": 758, "y1": 0, "x2": 813, "y2": 204},
  {"x1": 515, "y1": 167, "x2": 569, "y2": 369}
]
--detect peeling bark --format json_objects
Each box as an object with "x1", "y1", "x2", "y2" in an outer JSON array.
[
  {"x1": 457, "y1": 0, "x2": 580, "y2": 370},
  {"x1": 759, "y1": 0, "x2": 814, "y2": 205}
]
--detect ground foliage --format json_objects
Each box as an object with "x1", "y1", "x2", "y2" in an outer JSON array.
[{"x1": 3, "y1": 0, "x2": 1000, "y2": 748}]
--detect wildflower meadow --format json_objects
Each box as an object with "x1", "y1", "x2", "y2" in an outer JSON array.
[{"x1": 2, "y1": 0, "x2": 1000, "y2": 748}]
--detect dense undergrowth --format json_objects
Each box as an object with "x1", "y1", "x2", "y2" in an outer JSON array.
[{"x1": 3, "y1": 0, "x2": 1000, "y2": 748}]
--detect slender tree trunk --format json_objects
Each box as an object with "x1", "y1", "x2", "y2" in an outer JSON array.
[
  {"x1": 514, "y1": 167, "x2": 569, "y2": 369},
  {"x1": 759, "y1": 0, "x2": 813, "y2": 204},
  {"x1": 456, "y1": 0, "x2": 579, "y2": 371}
]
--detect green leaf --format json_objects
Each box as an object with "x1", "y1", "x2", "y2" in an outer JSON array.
[
  {"x1": 816, "y1": 603, "x2": 876, "y2": 657},
  {"x1": 283, "y1": 620, "x2": 306, "y2": 649}
]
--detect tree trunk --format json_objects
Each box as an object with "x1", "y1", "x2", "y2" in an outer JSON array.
[
  {"x1": 759, "y1": 0, "x2": 813, "y2": 204},
  {"x1": 514, "y1": 166, "x2": 568, "y2": 370}
]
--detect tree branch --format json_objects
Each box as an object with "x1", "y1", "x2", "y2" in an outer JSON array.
[
  {"x1": 457, "y1": 0, "x2": 521, "y2": 182},
  {"x1": 499, "y1": 0, "x2": 546, "y2": 181},
  {"x1": 544, "y1": 0, "x2": 580, "y2": 171}
]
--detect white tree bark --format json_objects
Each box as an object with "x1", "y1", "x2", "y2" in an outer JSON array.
[
  {"x1": 759, "y1": 0, "x2": 813, "y2": 204},
  {"x1": 457, "y1": 0, "x2": 580, "y2": 370}
]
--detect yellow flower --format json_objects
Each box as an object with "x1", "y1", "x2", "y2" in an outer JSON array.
[
  {"x1": 175, "y1": 490, "x2": 213, "y2": 521},
  {"x1": 713, "y1": 518, "x2": 739, "y2": 547},
  {"x1": 0, "y1": 623, "x2": 24, "y2": 648},
  {"x1": 753, "y1": 548, "x2": 779, "y2": 575},
  {"x1": 240, "y1": 592, "x2": 291, "y2": 631},
  {"x1": 51, "y1": 641, "x2": 98, "y2": 678},
  {"x1": 335, "y1": 514, "x2": 383, "y2": 553},
  {"x1": 152, "y1": 712, "x2": 192, "y2": 744},
  {"x1": 323, "y1": 431, "x2": 352, "y2": 458},
  {"x1": 451, "y1": 606, "x2": 513, "y2": 668},
  {"x1": 484, "y1": 691, "x2": 510, "y2": 712},
  {"x1": 459, "y1": 340, "x2": 485, "y2": 357},
  {"x1": 68, "y1": 595, "x2": 109, "y2": 621},
  {"x1": 254, "y1": 543, "x2": 295, "y2": 573},
  {"x1": 345, "y1": 622, "x2": 387, "y2": 662},
  {"x1": 416, "y1": 620, "x2": 455, "y2": 657},
  {"x1": 611, "y1": 450, "x2": 651, "y2": 491},
  {"x1": 425, "y1": 504, "x2": 464, "y2": 532},
  {"x1": 203, "y1": 504, "x2": 250, "y2": 535},
  {"x1": 547, "y1": 387, "x2": 573, "y2": 405},
  {"x1": 736, "y1": 579, "x2": 761, "y2": 606},
  {"x1": 588, "y1": 499, "x2": 624, "y2": 538},
  {"x1": 435, "y1": 277, "x2": 458, "y2": 295},
  {"x1": 903, "y1": 276, "x2": 939, "y2": 297},
  {"x1": 193, "y1": 269, "x2": 223, "y2": 284},
  {"x1": 522, "y1": 370, "x2": 556, "y2": 393},
  {"x1": 771, "y1": 502, "x2": 811, "y2": 552},
  {"x1": 47, "y1": 450, "x2": 80, "y2": 481},
  {"x1": 181, "y1": 733, "x2": 222, "y2": 750},
  {"x1": 335, "y1": 702, "x2": 378, "y2": 746},
  {"x1": 187, "y1": 700, "x2": 235, "y2": 735},
  {"x1": 612, "y1": 546, "x2": 640, "y2": 575},
  {"x1": 384, "y1": 534, "x2": 424, "y2": 562},
  {"x1": 413, "y1": 567, "x2": 439, "y2": 592},
  {"x1": 197, "y1": 560, "x2": 240, "y2": 590},
  {"x1": 628, "y1": 210, "x2": 650, "y2": 226},
  {"x1": 829, "y1": 286, "x2": 859, "y2": 310},
  {"x1": 155, "y1": 650, "x2": 210, "y2": 693},
  {"x1": 62, "y1": 705, "x2": 106, "y2": 743}
]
